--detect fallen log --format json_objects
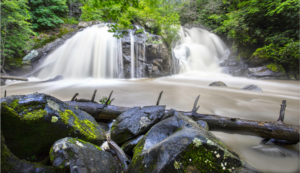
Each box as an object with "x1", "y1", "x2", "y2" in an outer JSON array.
[{"x1": 0, "y1": 76, "x2": 28, "y2": 81}]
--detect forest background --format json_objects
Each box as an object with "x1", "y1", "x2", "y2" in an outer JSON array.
[{"x1": 1, "y1": 0, "x2": 299, "y2": 78}]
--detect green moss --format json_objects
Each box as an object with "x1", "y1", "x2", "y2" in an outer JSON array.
[
  {"x1": 22, "y1": 109, "x2": 47, "y2": 121},
  {"x1": 178, "y1": 143, "x2": 239, "y2": 173},
  {"x1": 49, "y1": 147, "x2": 55, "y2": 162},
  {"x1": 32, "y1": 27, "x2": 75, "y2": 49},
  {"x1": 10, "y1": 99, "x2": 20, "y2": 109},
  {"x1": 59, "y1": 109, "x2": 99, "y2": 142},
  {"x1": 267, "y1": 63, "x2": 285, "y2": 73}
]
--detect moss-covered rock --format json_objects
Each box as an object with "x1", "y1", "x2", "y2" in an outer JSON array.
[
  {"x1": 1, "y1": 93, "x2": 106, "y2": 162},
  {"x1": 128, "y1": 110, "x2": 258, "y2": 173},
  {"x1": 1, "y1": 131, "x2": 61, "y2": 173},
  {"x1": 50, "y1": 137, "x2": 121, "y2": 172}
]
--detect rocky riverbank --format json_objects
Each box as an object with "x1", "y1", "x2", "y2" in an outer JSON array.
[{"x1": 1, "y1": 93, "x2": 259, "y2": 173}]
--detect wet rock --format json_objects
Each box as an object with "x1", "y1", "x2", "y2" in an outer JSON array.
[
  {"x1": 1, "y1": 93, "x2": 106, "y2": 161},
  {"x1": 209, "y1": 81, "x2": 227, "y2": 87},
  {"x1": 121, "y1": 135, "x2": 144, "y2": 157},
  {"x1": 78, "y1": 21, "x2": 93, "y2": 29},
  {"x1": 128, "y1": 110, "x2": 258, "y2": 173},
  {"x1": 241, "y1": 85, "x2": 263, "y2": 92},
  {"x1": 247, "y1": 66, "x2": 286, "y2": 79},
  {"x1": 252, "y1": 145, "x2": 289, "y2": 157},
  {"x1": 50, "y1": 137, "x2": 121, "y2": 173},
  {"x1": 23, "y1": 50, "x2": 39, "y2": 62},
  {"x1": 220, "y1": 57, "x2": 248, "y2": 77},
  {"x1": 43, "y1": 75, "x2": 64, "y2": 82},
  {"x1": 1, "y1": 131, "x2": 57, "y2": 173},
  {"x1": 111, "y1": 105, "x2": 165, "y2": 145},
  {"x1": 97, "y1": 122, "x2": 110, "y2": 132},
  {"x1": 196, "y1": 120, "x2": 209, "y2": 130},
  {"x1": 250, "y1": 55, "x2": 270, "y2": 66}
]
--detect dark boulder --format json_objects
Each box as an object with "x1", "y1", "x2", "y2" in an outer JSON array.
[
  {"x1": 50, "y1": 137, "x2": 121, "y2": 173},
  {"x1": 209, "y1": 81, "x2": 227, "y2": 87},
  {"x1": 1, "y1": 93, "x2": 106, "y2": 161},
  {"x1": 241, "y1": 85, "x2": 263, "y2": 92},
  {"x1": 1, "y1": 131, "x2": 58, "y2": 173},
  {"x1": 128, "y1": 111, "x2": 258, "y2": 173},
  {"x1": 111, "y1": 105, "x2": 165, "y2": 145}
]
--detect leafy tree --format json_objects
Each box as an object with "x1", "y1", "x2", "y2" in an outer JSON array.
[
  {"x1": 1, "y1": 0, "x2": 34, "y2": 71},
  {"x1": 28, "y1": 0, "x2": 68, "y2": 30}
]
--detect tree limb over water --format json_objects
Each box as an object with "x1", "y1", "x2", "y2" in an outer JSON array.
[{"x1": 65, "y1": 95, "x2": 299, "y2": 144}]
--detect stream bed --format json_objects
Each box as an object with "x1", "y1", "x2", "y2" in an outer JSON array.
[{"x1": 1, "y1": 72, "x2": 299, "y2": 172}]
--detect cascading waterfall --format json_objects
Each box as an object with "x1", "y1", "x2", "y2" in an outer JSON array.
[
  {"x1": 37, "y1": 24, "x2": 123, "y2": 79},
  {"x1": 172, "y1": 27, "x2": 229, "y2": 73},
  {"x1": 130, "y1": 30, "x2": 135, "y2": 78}
]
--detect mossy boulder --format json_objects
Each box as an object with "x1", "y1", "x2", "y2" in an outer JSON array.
[
  {"x1": 121, "y1": 135, "x2": 144, "y2": 157},
  {"x1": 1, "y1": 131, "x2": 59, "y2": 173},
  {"x1": 111, "y1": 105, "x2": 165, "y2": 145},
  {"x1": 128, "y1": 110, "x2": 258, "y2": 173},
  {"x1": 1, "y1": 93, "x2": 106, "y2": 161},
  {"x1": 50, "y1": 137, "x2": 121, "y2": 173}
]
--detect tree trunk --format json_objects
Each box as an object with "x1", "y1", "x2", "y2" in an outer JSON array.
[
  {"x1": 0, "y1": 76, "x2": 28, "y2": 81},
  {"x1": 64, "y1": 100, "x2": 299, "y2": 143}
]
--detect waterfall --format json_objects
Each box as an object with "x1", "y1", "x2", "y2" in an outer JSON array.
[
  {"x1": 37, "y1": 25, "x2": 123, "y2": 79},
  {"x1": 130, "y1": 31, "x2": 135, "y2": 78},
  {"x1": 172, "y1": 27, "x2": 229, "y2": 73}
]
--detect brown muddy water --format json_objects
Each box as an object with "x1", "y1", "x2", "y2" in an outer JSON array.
[{"x1": 1, "y1": 72, "x2": 299, "y2": 172}]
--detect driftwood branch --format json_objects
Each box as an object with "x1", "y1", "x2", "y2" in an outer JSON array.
[
  {"x1": 64, "y1": 96, "x2": 299, "y2": 143},
  {"x1": 4, "y1": 90, "x2": 6, "y2": 97},
  {"x1": 105, "y1": 90, "x2": 113, "y2": 106},
  {"x1": 0, "y1": 76, "x2": 28, "y2": 81},
  {"x1": 71, "y1": 93, "x2": 78, "y2": 101},
  {"x1": 277, "y1": 100, "x2": 286, "y2": 122},
  {"x1": 91, "y1": 90, "x2": 97, "y2": 102},
  {"x1": 156, "y1": 91, "x2": 163, "y2": 105}
]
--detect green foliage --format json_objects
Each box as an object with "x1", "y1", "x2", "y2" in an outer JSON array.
[
  {"x1": 146, "y1": 33, "x2": 163, "y2": 45},
  {"x1": 266, "y1": 63, "x2": 285, "y2": 73},
  {"x1": 1, "y1": 0, "x2": 35, "y2": 70},
  {"x1": 80, "y1": 0, "x2": 181, "y2": 46},
  {"x1": 62, "y1": 17, "x2": 79, "y2": 25},
  {"x1": 29, "y1": 0, "x2": 68, "y2": 30},
  {"x1": 99, "y1": 96, "x2": 111, "y2": 104}
]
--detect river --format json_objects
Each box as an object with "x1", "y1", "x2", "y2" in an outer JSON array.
[{"x1": 1, "y1": 72, "x2": 299, "y2": 172}]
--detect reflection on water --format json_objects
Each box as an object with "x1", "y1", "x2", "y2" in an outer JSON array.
[{"x1": 1, "y1": 72, "x2": 299, "y2": 172}]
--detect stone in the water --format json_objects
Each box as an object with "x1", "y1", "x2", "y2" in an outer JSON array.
[
  {"x1": 241, "y1": 85, "x2": 263, "y2": 92},
  {"x1": 50, "y1": 137, "x2": 121, "y2": 173},
  {"x1": 97, "y1": 121, "x2": 110, "y2": 132},
  {"x1": 209, "y1": 81, "x2": 227, "y2": 87},
  {"x1": 43, "y1": 75, "x2": 64, "y2": 82},
  {"x1": 128, "y1": 110, "x2": 258, "y2": 173},
  {"x1": 121, "y1": 135, "x2": 144, "y2": 157},
  {"x1": 252, "y1": 145, "x2": 289, "y2": 157},
  {"x1": 111, "y1": 105, "x2": 165, "y2": 145},
  {"x1": 1, "y1": 93, "x2": 106, "y2": 161}
]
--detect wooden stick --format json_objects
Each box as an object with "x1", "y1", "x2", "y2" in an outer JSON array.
[
  {"x1": 105, "y1": 90, "x2": 113, "y2": 106},
  {"x1": 91, "y1": 90, "x2": 97, "y2": 102},
  {"x1": 0, "y1": 76, "x2": 28, "y2": 81},
  {"x1": 156, "y1": 91, "x2": 163, "y2": 105},
  {"x1": 71, "y1": 93, "x2": 78, "y2": 101},
  {"x1": 277, "y1": 100, "x2": 286, "y2": 122},
  {"x1": 4, "y1": 90, "x2": 6, "y2": 97}
]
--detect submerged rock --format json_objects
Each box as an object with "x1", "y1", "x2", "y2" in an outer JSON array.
[
  {"x1": 111, "y1": 105, "x2": 165, "y2": 145},
  {"x1": 241, "y1": 85, "x2": 263, "y2": 92},
  {"x1": 43, "y1": 75, "x2": 64, "y2": 82},
  {"x1": 128, "y1": 110, "x2": 257, "y2": 173},
  {"x1": 209, "y1": 81, "x2": 227, "y2": 87},
  {"x1": 1, "y1": 93, "x2": 106, "y2": 161},
  {"x1": 50, "y1": 137, "x2": 121, "y2": 173},
  {"x1": 247, "y1": 66, "x2": 286, "y2": 79},
  {"x1": 1, "y1": 131, "x2": 57, "y2": 173},
  {"x1": 252, "y1": 145, "x2": 289, "y2": 157}
]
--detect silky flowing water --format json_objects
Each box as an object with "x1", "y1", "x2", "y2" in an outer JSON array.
[
  {"x1": 2, "y1": 25, "x2": 299, "y2": 172},
  {"x1": 1, "y1": 73, "x2": 299, "y2": 172}
]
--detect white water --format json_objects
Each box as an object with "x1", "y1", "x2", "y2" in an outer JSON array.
[
  {"x1": 130, "y1": 30, "x2": 135, "y2": 78},
  {"x1": 38, "y1": 25, "x2": 123, "y2": 79},
  {"x1": 173, "y1": 27, "x2": 229, "y2": 73}
]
